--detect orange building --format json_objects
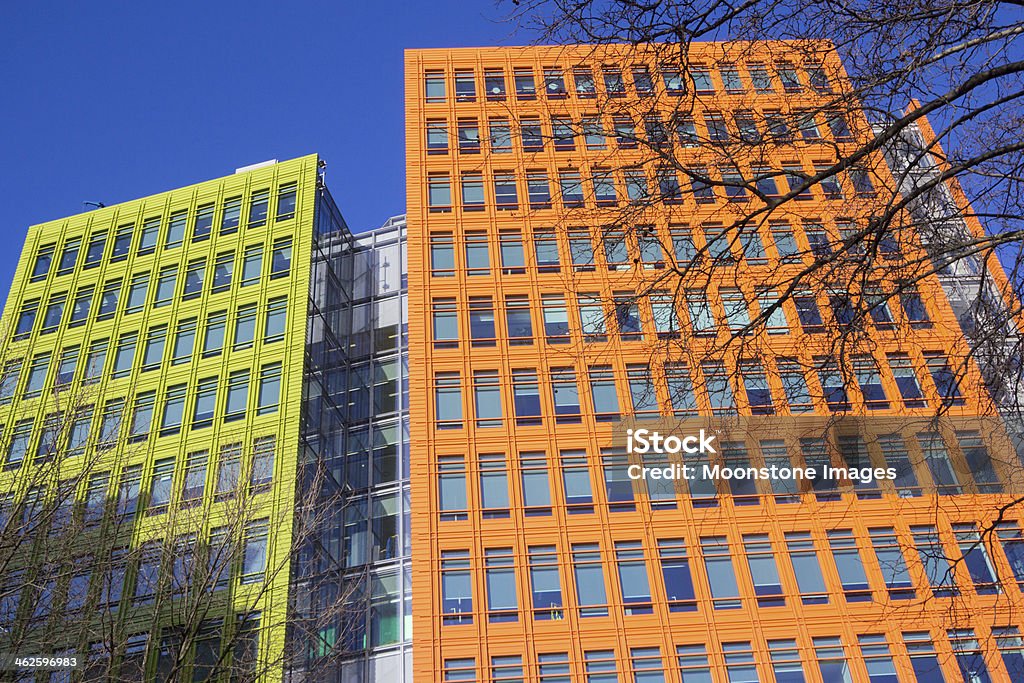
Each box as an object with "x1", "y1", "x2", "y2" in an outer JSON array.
[{"x1": 404, "y1": 44, "x2": 1024, "y2": 681}]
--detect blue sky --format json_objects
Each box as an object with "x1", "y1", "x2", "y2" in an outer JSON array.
[{"x1": 0, "y1": 1, "x2": 519, "y2": 291}]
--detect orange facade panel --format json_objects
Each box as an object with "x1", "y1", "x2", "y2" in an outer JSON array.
[{"x1": 405, "y1": 44, "x2": 1023, "y2": 682}]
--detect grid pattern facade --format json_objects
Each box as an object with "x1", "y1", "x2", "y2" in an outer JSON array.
[
  {"x1": 0, "y1": 156, "x2": 319, "y2": 680},
  {"x1": 405, "y1": 45, "x2": 1024, "y2": 682}
]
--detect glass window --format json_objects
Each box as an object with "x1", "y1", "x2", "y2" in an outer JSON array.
[
  {"x1": 203, "y1": 310, "x2": 227, "y2": 357},
  {"x1": 441, "y1": 549, "x2": 473, "y2": 623},
  {"x1": 429, "y1": 175, "x2": 452, "y2": 212},
  {"x1": 224, "y1": 370, "x2": 250, "y2": 420},
  {"x1": 193, "y1": 203, "x2": 214, "y2": 241},
  {"x1": 221, "y1": 197, "x2": 242, "y2": 234},
  {"x1": 435, "y1": 372, "x2": 463, "y2": 427},
  {"x1": 454, "y1": 70, "x2": 476, "y2": 101},
  {"x1": 183, "y1": 259, "x2": 205, "y2": 299},
  {"x1": 234, "y1": 303, "x2": 258, "y2": 350},
  {"x1": 241, "y1": 244, "x2": 263, "y2": 286},
  {"x1": 68, "y1": 286, "x2": 93, "y2": 326},
  {"x1": 484, "y1": 548, "x2": 517, "y2": 620},
  {"x1": 248, "y1": 189, "x2": 270, "y2": 227},
  {"x1": 154, "y1": 265, "x2": 177, "y2": 307},
  {"x1": 457, "y1": 118, "x2": 481, "y2": 154},
  {"x1": 165, "y1": 210, "x2": 187, "y2": 248},
  {"x1": 125, "y1": 273, "x2": 148, "y2": 313},
  {"x1": 425, "y1": 70, "x2": 446, "y2": 102},
  {"x1": 701, "y1": 536, "x2": 740, "y2": 608},
  {"x1": 513, "y1": 371, "x2": 542, "y2": 424},
  {"x1": 589, "y1": 367, "x2": 620, "y2": 420},
  {"x1": 485, "y1": 69, "x2": 506, "y2": 99},
  {"x1": 264, "y1": 296, "x2": 287, "y2": 342},
  {"x1": 83, "y1": 231, "x2": 106, "y2": 268},
  {"x1": 276, "y1": 181, "x2": 297, "y2": 220},
  {"x1": 142, "y1": 325, "x2": 167, "y2": 370},
  {"x1": 128, "y1": 391, "x2": 155, "y2": 441},
  {"x1": 257, "y1": 362, "x2": 282, "y2": 415},
  {"x1": 528, "y1": 545, "x2": 563, "y2": 619},
  {"x1": 192, "y1": 377, "x2": 217, "y2": 428},
  {"x1": 573, "y1": 543, "x2": 609, "y2": 617},
  {"x1": 242, "y1": 521, "x2": 268, "y2": 582},
  {"x1": 551, "y1": 367, "x2": 581, "y2": 421},
  {"x1": 159, "y1": 384, "x2": 187, "y2": 435},
  {"x1": 112, "y1": 332, "x2": 138, "y2": 378},
  {"x1": 559, "y1": 170, "x2": 584, "y2": 207}
]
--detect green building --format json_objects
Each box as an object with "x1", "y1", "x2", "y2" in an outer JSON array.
[{"x1": 0, "y1": 155, "x2": 411, "y2": 681}]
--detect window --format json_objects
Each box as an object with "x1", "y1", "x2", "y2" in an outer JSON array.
[
  {"x1": 948, "y1": 630, "x2": 993, "y2": 683},
  {"x1": 428, "y1": 175, "x2": 452, "y2": 212},
  {"x1": 154, "y1": 265, "x2": 177, "y2": 307},
  {"x1": 55, "y1": 237, "x2": 82, "y2": 276},
  {"x1": 242, "y1": 521, "x2": 269, "y2": 583},
  {"x1": 559, "y1": 170, "x2": 584, "y2": 207},
  {"x1": 112, "y1": 332, "x2": 138, "y2": 379},
  {"x1": 181, "y1": 450, "x2": 208, "y2": 506},
  {"x1": 225, "y1": 370, "x2": 250, "y2": 421},
  {"x1": 592, "y1": 170, "x2": 617, "y2": 205},
  {"x1": 191, "y1": 377, "x2": 217, "y2": 428},
  {"x1": 68, "y1": 286, "x2": 92, "y2": 326},
  {"x1": 534, "y1": 230, "x2": 560, "y2": 272},
  {"x1": 193, "y1": 203, "x2": 214, "y2": 241},
  {"x1": 494, "y1": 172, "x2": 518, "y2": 210},
  {"x1": 441, "y1": 549, "x2": 473, "y2": 623},
  {"x1": 870, "y1": 528, "x2": 914, "y2": 599},
  {"x1": 627, "y1": 364, "x2": 657, "y2": 415},
  {"x1": 826, "y1": 529, "x2": 871, "y2": 601},
  {"x1": 851, "y1": 168, "x2": 876, "y2": 195},
  {"x1": 505, "y1": 295, "x2": 533, "y2": 345},
  {"x1": 551, "y1": 368, "x2": 581, "y2": 422},
  {"x1": 589, "y1": 367, "x2": 620, "y2": 421},
  {"x1": 469, "y1": 297, "x2": 496, "y2": 347},
  {"x1": 701, "y1": 536, "x2": 740, "y2": 608},
  {"x1": 757, "y1": 640, "x2": 804, "y2": 683},
  {"x1": 720, "y1": 288, "x2": 751, "y2": 333},
  {"x1": 14, "y1": 298, "x2": 39, "y2": 339},
  {"x1": 425, "y1": 70, "x2": 446, "y2": 102},
  {"x1": 148, "y1": 457, "x2": 175, "y2": 512},
  {"x1": 248, "y1": 188, "x2": 270, "y2": 227},
  {"x1": 435, "y1": 372, "x2": 463, "y2": 428},
  {"x1": 208, "y1": 251, "x2": 233, "y2": 294},
  {"x1": 484, "y1": 68, "x2": 506, "y2": 99},
  {"x1": 257, "y1": 362, "x2": 282, "y2": 415},
  {"x1": 454, "y1": 69, "x2": 476, "y2": 101},
  {"x1": 957, "y1": 431, "x2": 1000, "y2": 492},
  {"x1": 784, "y1": 531, "x2": 828, "y2": 604},
  {"x1": 23, "y1": 353, "x2": 50, "y2": 398},
  {"x1": 479, "y1": 453, "x2": 509, "y2": 517},
  {"x1": 739, "y1": 361, "x2": 774, "y2": 415},
  {"x1": 827, "y1": 112, "x2": 854, "y2": 141},
  {"x1": 854, "y1": 356, "x2": 888, "y2": 409},
  {"x1": 275, "y1": 181, "x2": 297, "y2": 220},
  {"x1": 183, "y1": 258, "x2": 205, "y2": 299},
  {"x1": 488, "y1": 117, "x2": 512, "y2": 153},
  {"x1": 241, "y1": 244, "x2": 263, "y2": 285},
  {"x1": 6, "y1": 419, "x2": 33, "y2": 467},
  {"x1": 203, "y1": 310, "x2": 227, "y2": 357},
  {"x1": 522, "y1": 172, "x2": 552, "y2": 211},
  {"x1": 457, "y1": 118, "x2": 480, "y2": 154},
  {"x1": 794, "y1": 293, "x2": 823, "y2": 330},
  {"x1": 924, "y1": 352, "x2": 964, "y2": 405},
  {"x1": 41, "y1": 292, "x2": 65, "y2": 333},
  {"x1": 216, "y1": 443, "x2": 242, "y2": 498},
  {"x1": 520, "y1": 116, "x2": 544, "y2": 152},
  {"x1": 615, "y1": 541, "x2": 652, "y2": 614},
  {"x1": 142, "y1": 325, "x2": 167, "y2": 370},
  {"x1": 426, "y1": 119, "x2": 449, "y2": 154},
  {"x1": 165, "y1": 210, "x2": 187, "y2": 249},
  {"x1": 541, "y1": 295, "x2": 570, "y2": 343},
  {"x1": 993, "y1": 627, "x2": 1024, "y2": 681},
  {"x1": 432, "y1": 298, "x2": 458, "y2": 348},
  {"x1": 520, "y1": 450, "x2": 552, "y2": 516},
  {"x1": 484, "y1": 548, "x2": 517, "y2": 623},
  {"x1": 83, "y1": 339, "x2": 108, "y2": 384},
  {"x1": 686, "y1": 291, "x2": 716, "y2": 336},
  {"x1": 234, "y1": 303, "x2": 258, "y2": 350},
  {"x1": 513, "y1": 370, "x2": 542, "y2": 425},
  {"x1": 572, "y1": 543, "x2": 609, "y2": 617},
  {"x1": 579, "y1": 294, "x2": 607, "y2": 342},
  {"x1": 529, "y1": 545, "x2": 563, "y2": 619},
  {"x1": 561, "y1": 449, "x2": 594, "y2": 512},
  {"x1": 124, "y1": 273, "x2": 148, "y2": 313},
  {"x1": 899, "y1": 286, "x2": 930, "y2": 326},
  {"x1": 460, "y1": 173, "x2": 485, "y2": 211},
  {"x1": 602, "y1": 66, "x2": 625, "y2": 96},
  {"x1": 797, "y1": 111, "x2": 821, "y2": 140},
  {"x1": 429, "y1": 232, "x2": 455, "y2": 277},
  {"x1": 170, "y1": 318, "x2": 196, "y2": 365},
  {"x1": 158, "y1": 384, "x2": 186, "y2": 436},
  {"x1": 221, "y1": 197, "x2": 242, "y2": 233},
  {"x1": 264, "y1": 296, "x2": 287, "y2": 342},
  {"x1": 30, "y1": 243, "x2": 55, "y2": 281}
]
